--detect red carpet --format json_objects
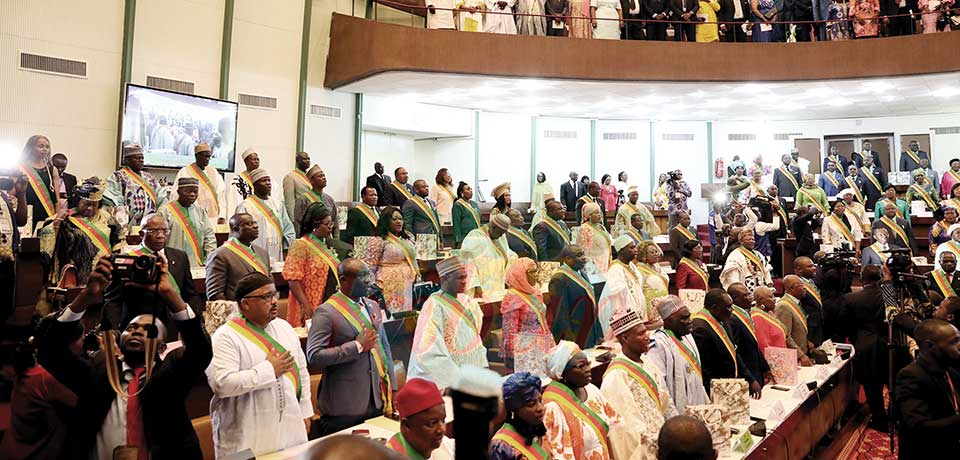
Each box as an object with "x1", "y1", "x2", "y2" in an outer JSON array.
[{"x1": 839, "y1": 389, "x2": 897, "y2": 460}]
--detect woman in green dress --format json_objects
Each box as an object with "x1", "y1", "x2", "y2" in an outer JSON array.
[{"x1": 451, "y1": 181, "x2": 482, "y2": 248}]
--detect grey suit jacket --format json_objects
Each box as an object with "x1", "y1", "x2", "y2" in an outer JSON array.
[
  {"x1": 402, "y1": 196, "x2": 442, "y2": 238},
  {"x1": 204, "y1": 241, "x2": 272, "y2": 301},
  {"x1": 306, "y1": 296, "x2": 396, "y2": 417}
]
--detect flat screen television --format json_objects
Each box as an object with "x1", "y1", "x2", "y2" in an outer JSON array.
[{"x1": 120, "y1": 83, "x2": 238, "y2": 172}]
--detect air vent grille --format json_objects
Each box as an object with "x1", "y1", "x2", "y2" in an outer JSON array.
[
  {"x1": 773, "y1": 132, "x2": 803, "y2": 140},
  {"x1": 933, "y1": 127, "x2": 960, "y2": 135},
  {"x1": 602, "y1": 132, "x2": 637, "y2": 141},
  {"x1": 310, "y1": 104, "x2": 342, "y2": 119},
  {"x1": 543, "y1": 130, "x2": 577, "y2": 139},
  {"x1": 238, "y1": 93, "x2": 278, "y2": 109},
  {"x1": 19, "y1": 52, "x2": 87, "y2": 77},
  {"x1": 146, "y1": 76, "x2": 195, "y2": 94},
  {"x1": 662, "y1": 133, "x2": 695, "y2": 141},
  {"x1": 728, "y1": 134, "x2": 757, "y2": 141}
]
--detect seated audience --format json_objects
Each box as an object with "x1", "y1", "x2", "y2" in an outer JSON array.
[{"x1": 657, "y1": 415, "x2": 717, "y2": 460}]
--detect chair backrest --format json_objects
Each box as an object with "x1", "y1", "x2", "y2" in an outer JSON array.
[
  {"x1": 310, "y1": 374, "x2": 322, "y2": 419},
  {"x1": 191, "y1": 416, "x2": 215, "y2": 460}
]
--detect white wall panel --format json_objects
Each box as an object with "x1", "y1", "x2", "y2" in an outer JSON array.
[
  {"x1": 304, "y1": 88, "x2": 355, "y2": 200},
  {"x1": 535, "y1": 117, "x2": 591, "y2": 201},
  {"x1": 479, "y1": 112, "x2": 531, "y2": 203},
  {"x1": 595, "y1": 119, "x2": 651, "y2": 201},
  {"x1": 362, "y1": 131, "x2": 415, "y2": 183},
  {"x1": 414, "y1": 137, "x2": 475, "y2": 190}
]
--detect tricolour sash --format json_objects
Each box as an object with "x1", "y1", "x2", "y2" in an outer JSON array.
[
  {"x1": 456, "y1": 199, "x2": 481, "y2": 228},
  {"x1": 904, "y1": 149, "x2": 922, "y2": 166},
  {"x1": 166, "y1": 202, "x2": 204, "y2": 262},
  {"x1": 948, "y1": 169, "x2": 960, "y2": 189},
  {"x1": 665, "y1": 329, "x2": 702, "y2": 378},
  {"x1": 590, "y1": 222, "x2": 612, "y2": 247},
  {"x1": 679, "y1": 257, "x2": 708, "y2": 287},
  {"x1": 778, "y1": 166, "x2": 800, "y2": 191},
  {"x1": 303, "y1": 234, "x2": 341, "y2": 288},
  {"x1": 558, "y1": 265, "x2": 595, "y2": 306},
  {"x1": 604, "y1": 357, "x2": 661, "y2": 408},
  {"x1": 751, "y1": 308, "x2": 787, "y2": 338},
  {"x1": 227, "y1": 317, "x2": 302, "y2": 398},
  {"x1": 737, "y1": 246, "x2": 765, "y2": 273},
  {"x1": 391, "y1": 181, "x2": 414, "y2": 201},
  {"x1": 247, "y1": 196, "x2": 283, "y2": 236},
  {"x1": 292, "y1": 169, "x2": 310, "y2": 188},
  {"x1": 932, "y1": 269, "x2": 958, "y2": 297},
  {"x1": 411, "y1": 196, "x2": 441, "y2": 234},
  {"x1": 844, "y1": 176, "x2": 864, "y2": 203},
  {"x1": 222, "y1": 237, "x2": 268, "y2": 274},
  {"x1": 239, "y1": 170, "x2": 253, "y2": 187},
  {"x1": 355, "y1": 204, "x2": 379, "y2": 227},
  {"x1": 829, "y1": 214, "x2": 855, "y2": 242},
  {"x1": 882, "y1": 199, "x2": 905, "y2": 219},
  {"x1": 542, "y1": 381, "x2": 609, "y2": 448},
  {"x1": 327, "y1": 292, "x2": 392, "y2": 415},
  {"x1": 674, "y1": 225, "x2": 696, "y2": 241},
  {"x1": 691, "y1": 309, "x2": 737, "y2": 377},
  {"x1": 780, "y1": 295, "x2": 807, "y2": 333},
  {"x1": 188, "y1": 163, "x2": 219, "y2": 215},
  {"x1": 508, "y1": 288, "x2": 548, "y2": 333},
  {"x1": 731, "y1": 305, "x2": 758, "y2": 344},
  {"x1": 861, "y1": 168, "x2": 882, "y2": 192},
  {"x1": 432, "y1": 292, "x2": 479, "y2": 335},
  {"x1": 18, "y1": 163, "x2": 55, "y2": 217},
  {"x1": 67, "y1": 212, "x2": 110, "y2": 253},
  {"x1": 880, "y1": 216, "x2": 910, "y2": 246},
  {"x1": 802, "y1": 278, "x2": 822, "y2": 306},
  {"x1": 823, "y1": 171, "x2": 840, "y2": 188},
  {"x1": 386, "y1": 233, "x2": 418, "y2": 273},
  {"x1": 613, "y1": 260, "x2": 642, "y2": 288},
  {"x1": 909, "y1": 183, "x2": 938, "y2": 210},
  {"x1": 798, "y1": 188, "x2": 827, "y2": 213},
  {"x1": 120, "y1": 167, "x2": 158, "y2": 205},
  {"x1": 386, "y1": 433, "x2": 425, "y2": 460},
  {"x1": 492, "y1": 424, "x2": 550, "y2": 460},
  {"x1": 637, "y1": 262, "x2": 668, "y2": 287},
  {"x1": 126, "y1": 245, "x2": 180, "y2": 294},
  {"x1": 508, "y1": 227, "x2": 538, "y2": 259},
  {"x1": 303, "y1": 189, "x2": 322, "y2": 204},
  {"x1": 542, "y1": 216, "x2": 571, "y2": 243}
]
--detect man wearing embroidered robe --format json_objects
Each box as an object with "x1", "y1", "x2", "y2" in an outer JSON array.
[
  {"x1": 206, "y1": 272, "x2": 313, "y2": 457},
  {"x1": 383, "y1": 167, "x2": 415, "y2": 208},
  {"x1": 206, "y1": 213, "x2": 272, "y2": 301},
  {"x1": 839, "y1": 187, "x2": 871, "y2": 235},
  {"x1": 172, "y1": 143, "x2": 226, "y2": 225},
  {"x1": 598, "y1": 236, "x2": 649, "y2": 341},
  {"x1": 776, "y1": 276, "x2": 814, "y2": 366},
  {"x1": 817, "y1": 161, "x2": 845, "y2": 198},
  {"x1": 927, "y1": 252, "x2": 960, "y2": 300},
  {"x1": 342, "y1": 186, "x2": 380, "y2": 245},
  {"x1": 408, "y1": 257, "x2": 489, "y2": 389},
  {"x1": 236, "y1": 169, "x2": 295, "y2": 265},
  {"x1": 549, "y1": 244, "x2": 603, "y2": 349},
  {"x1": 668, "y1": 212, "x2": 697, "y2": 268},
  {"x1": 691, "y1": 289, "x2": 762, "y2": 397},
  {"x1": 772, "y1": 154, "x2": 802, "y2": 199},
  {"x1": 647, "y1": 296, "x2": 709, "y2": 414},
  {"x1": 615, "y1": 185, "x2": 661, "y2": 236},
  {"x1": 719, "y1": 231, "x2": 773, "y2": 291},
  {"x1": 533, "y1": 200, "x2": 571, "y2": 261},
  {"x1": 225, "y1": 147, "x2": 261, "y2": 218},
  {"x1": 601, "y1": 309, "x2": 677, "y2": 460},
  {"x1": 104, "y1": 143, "x2": 165, "y2": 232},
  {"x1": 158, "y1": 178, "x2": 217, "y2": 268},
  {"x1": 307, "y1": 258, "x2": 396, "y2": 436},
  {"x1": 402, "y1": 179, "x2": 444, "y2": 246},
  {"x1": 283, "y1": 151, "x2": 312, "y2": 221},
  {"x1": 294, "y1": 165, "x2": 339, "y2": 237},
  {"x1": 459, "y1": 215, "x2": 518, "y2": 298},
  {"x1": 871, "y1": 200, "x2": 915, "y2": 253},
  {"x1": 727, "y1": 283, "x2": 772, "y2": 383},
  {"x1": 505, "y1": 208, "x2": 538, "y2": 260}
]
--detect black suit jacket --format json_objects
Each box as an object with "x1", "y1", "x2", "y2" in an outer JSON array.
[
  {"x1": 341, "y1": 206, "x2": 378, "y2": 245},
  {"x1": 851, "y1": 150, "x2": 884, "y2": 170},
  {"x1": 61, "y1": 171, "x2": 78, "y2": 201},
  {"x1": 506, "y1": 229, "x2": 538, "y2": 260},
  {"x1": 574, "y1": 196, "x2": 606, "y2": 226},
  {"x1": 669, "y1": 0, "x2": 699, "y2": 18},
  {"x1": 643, "y1": 0, "x2": 671, "y2": 15},
  {"x1": 103, "y1": 247, "x2": 201, "y2": 341},
  {"x1": 895, "y1": 357, "x2": 960, "y2": 458},
  {"x1": 927, "y1": 270, "x2": 960, "y2": 300},
  {"x1": 365, "y1": 174, "x2": 388, "y2": 206},
  {"x1": 718, "y1": 0, "x2": 750, "y2": 21},
  {"x1": 729, "y1": 307, "x2": 769, "y2": 382},
  {"x1": 842, "y1": 285, "x2": 889, "y2": 381},
  {"x1": 533, "y1": 220, "x2": 571, "y2": 262},
  {"x1": 799, "y1": 283, "x2": 826, "y2": 347},
  {"x1": 559, "y1": 181, "x2": 584, "y2": 212},
  {"x1": 691, "y1": 316, "x2": 755, "y2": 393},
  {"x1": 382, "y1": 181, "x2": 414, "y2": 208},
  {"x1": 40, "y1": 316, "x2": 212, "y2": 460}
]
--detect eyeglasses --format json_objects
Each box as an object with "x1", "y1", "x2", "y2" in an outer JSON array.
[
  {"x1": 143, "y1": 228, "x2": 170, "y2": 236},
  {"x1": 245, "y1": 291, "x2": 280, "y2": 301}
]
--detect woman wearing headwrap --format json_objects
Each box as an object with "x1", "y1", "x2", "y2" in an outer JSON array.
[
  {"x1": 39, "y1": 177, "x2": 120, "y2": 285},
  {"x1": 821, "y1": 200, "x2": 863, "y2": 255},
  {"x1": 635, "y1": 240, "x2": 668, "y2": 330},
  {"x1": 373, "y1": 206, "x2": 418, "y2": 313},
  {"x1": 905, "y1": 168, "x2": 940, "y2": 213},
  {"x1": 283, "y1": 204, "x2": 341, "y2": 327},
  {"x1": 491, "y1": 372, "x2": 550, "y2": 460},
  {"x1": 500, "y1": 258, "x2": 555, "y2": 369},
  {"x1": 574, "y1": 203, "x2": 612, "y2": 276},
  {"x1": 542, "y1": 341, "x2": 622, "y2": 460}
]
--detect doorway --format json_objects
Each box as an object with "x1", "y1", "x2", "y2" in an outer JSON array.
[
  {"x1": 900, "y1": 133, "x2": 932, "y2": 169},
  {"x1": 825, "y1": 134, "x2": 894, "y2": 176}
]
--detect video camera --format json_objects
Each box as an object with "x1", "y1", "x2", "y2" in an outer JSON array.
[
  {"x1": 818, "y1": 243, "x2": 858, "y2": 271},
  {"x1": 109, "y1": 253, "x2": 162, "y2": 285}
]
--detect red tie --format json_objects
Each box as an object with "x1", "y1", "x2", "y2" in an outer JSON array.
[{"x1": 127, "y1": 367, "x2": 147, "y2": 460}]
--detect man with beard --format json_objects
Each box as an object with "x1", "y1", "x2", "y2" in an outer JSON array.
[
  {"x1": 647, "y1": 296, "x2": 710, "y2": 413},
  {"x1": 387, "y1": 378, "x2": 447, "y2": 459},
  {"x1": 491, "y1": 372, "x2": 550, "y2": 460}
]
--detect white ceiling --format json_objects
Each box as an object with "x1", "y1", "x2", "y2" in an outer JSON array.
[{"x1": 338, "y1": 71, "x2": 960, "y2": 121}]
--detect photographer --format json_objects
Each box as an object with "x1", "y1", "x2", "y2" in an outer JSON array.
[
  {"x1": 792, "y1": 205, "x2": 821, "y2": 259},
  {"x1": 103, "y1": 213, "x2": 202, "y2": 341},
  {"x1": 665, "y1": 170, "x2": 692, "y2": 229},
  {"x1": 38, "y1": 255, "x2": 212, "y2": 459}
]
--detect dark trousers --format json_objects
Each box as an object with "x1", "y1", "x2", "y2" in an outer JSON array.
[
  {"x1": 622, "y1": 14, "x2": 645, "y2": 39},
  {"x1": 793, "y1": 13, "x2": 814, "y2": 41},
  {"x1": 721, "y1": 22, "x2": 749, "y2": 41},
  {"x1": 312, "y1": 405, "x2": 382, "y2": 438},
  {"x1": 0, "y1": 260, "x2": 13, "y2": 328},
  {"x1": 863, "y1": 382, "x2": 890, "y2": 424},
  {"x1": 646, "y1": 20, "x2": 669, "y2": 39},
  {"x1": 546, "y1": 18, "x2": 566, "y2": 36},
  {"x1": 674, "y1": 21, "x2": 697, "y2": 41},
  {"x1": 886, "y1": 7, "x2": 915, "y2": 36}
]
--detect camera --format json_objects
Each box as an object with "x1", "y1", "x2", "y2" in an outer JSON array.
[
  {"x1": 110, "y1": 253, "x2": 161, "y2": 285},
  {"x1": 818, "y1": 243, "x2": 858, "y2": 271},
  {"x1": 885, "y1": 248, "x2": 914, "y2": 278},
  {"x1": 668, "y1": 171, "x2": 682, "y2": 182}
]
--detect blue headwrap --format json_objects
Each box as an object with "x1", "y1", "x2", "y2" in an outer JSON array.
[{"x1": 502, "y1": 372, "x2": 543, "y2": 412}]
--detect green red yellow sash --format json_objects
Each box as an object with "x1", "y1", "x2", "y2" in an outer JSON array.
[
  {"x1": 674, "y1": 225, "x2": 696, "y2": 241},
  {"x1": 737, "y1": 247, "x2": 765, "y2": 273},
  {"x1": 867, "y1": 243, "x2": 889, "y2": 264},
  {"x1": 391, "y1": 181, "x2": 414, "y2": 201},
  {"x1": 492, "y1": 424, "x2": 550, "y2": 460},
  {"x1": 127, "y1": 245, "x2": 180, "y2": 294},
  {"x1": 303, "y1": 189, "x2": 321, "y2": 204},
  {"x1": 543, "y1": 381, "x2": 609, "y2": 447},
  {"x1": 778, "y1": 166, "x2": 800, "y2": 191},
  {"x1": 508, "y1": 288, "x2": 548, "y2": 333},
  {"x1": 798, "y1": 188, "x2": 827, "y2": 213},
  {"x1": 456, "y1": 199, "x2": 481, "y2": 228},
  {"x1": 802, "y1": 278, "x2": 822, "y2": 306},
  {"x1": 247, "y1": 196, "x2": 282, "y2": 236},
  {"x1": 909, "y1": 183, "x2": 938, "y2": 210},
  {"x1": 411, "y1": 196, "x2": 441, "y2": 234},
  {"x1": 590, "y1": 222, "x2": 612, "y2": 247},
  {"x1": 624, "y1": 202, "x2": 641, "y2": 217},
  {"x1": 120, "y1": 167, "x2": 158, "y2": 205},
  {"x1": 844, "y1": 176, "x2": 864, "y2": 203},
  {"x1": 605, "y1": 357, "x2": 661, "y2": 408},
  {"x1": 580, "y1": 195, "x2": 595, "y2": 205},
  {"x1": 327, "y1": 292, "x2": 392, "y2": 415},
  {"x1": 558, "y1": 265, "x2": 596, "y2": 306},
  {"x1": 637, "y1": 262, "x2": 668, "y2": 287},
  {"x1": 386, "y1": 233, "x2": 417, "y2": 273},
  {"x1": 679, "y1": 257, "x2": 708, "y2": 287},
  {"x1": 823, "y1": 171, "x2": 840, "y2": 188},
  {"x1": 828, "y1": 214, "x2": 855, "y2": 242},
  {"x1": 947, "y1": 170, "x2": 960, "y2": 189},
  {"x1": 227, "y1": 317, "x2": 302, "y2": 398},
  {"x1": 386, "y1": 433, "x2": 425, "y2": 460},
  {"x1": 880, "y1": 216, "x2": 910, "y2": 246},
  {"x1": 188, "y1": 163, "x2": 219, "y2": 215},
  {"x1": 487, "y1": 227, "x2": 510, "y2": 268},
  {"x1": 432, "y1": 292, "x2": 479, "y2": 335},
  {"x1": 732, "y1": 305, "x2": 758, "y2": 344},
  {"x1": 239, "y1": 170, "x2": 253, "y2": 187},
  {"x1": 613, "y1": 260, "x2": 642, "y2": 288},
  {"x1": 166, "y1": 201, "x2": 204, "y2": 262},
  {"x1": 861, "y1": 168, "x2": 882, "y2": 192},
  {"x1": 292, "y1": 169, "x2": 310, "y2": 188},
  {"x1": 355, "y1": 204, "x2": 379, "y2": 227},
  {"x1": 932, "y1": 269, "x2": 958, "y2": 297},
  {"x1": 827, "y1": 156, "x2": 844, "y2": 172},
  {"x1": 750, "y1": 181, "x2": 765, "y2": 197},
  {"x1": 666, "y1": 329, "x2": 702, "y2": 378},
  {"x1": 438, "y1": 184, "x2": 456, "y2": 202},
  {"x1": 542, "y1": 216, "x2": 570, "y2": 243},
  {"x1": 223, "y1": 237, "x2": 268, "y2": 274},
  {"x1": 508, "y1": 227, "x2": 538, "y2": 259},
  {"x1": 751, "y1": 308, "x2": 786, "y2": 338},
  {"x1": 67, "y1": 212, "x2": 110, "y2": 254},
  {"x1": 18, "y1": 163, "x2": 55, "y2": 217},
  {"x1": 691, "y1": 309, "x2": 737, "y2": 377},
  {"x1": 780, "y1": 295, "x2": 807, "y2": 333},
  {"x1": 303, "y1": 234, "x2": 340, "y2": 288},
  {"x1": 904, "y1": 150, "x2": 922, "y2": 166}
]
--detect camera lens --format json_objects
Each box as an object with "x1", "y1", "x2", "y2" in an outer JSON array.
[{"x1": 134, "y1": 255, "x2": 153, "y2": 269}]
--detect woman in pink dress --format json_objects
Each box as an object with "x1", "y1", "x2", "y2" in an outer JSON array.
[
  {"x1": 848, "y1": 0, "x2": 880, "y2": 37},
  {"x1": 374, "y1": 206, "x2": 418, "y2": 313},
  {"x1": 500, "y1": 258, "x2": 556, "y2": 369},
  {"x1": 599, "y1": 174, "x2": 618, "y2": 212},
  {"x1": 919, "y1": 0, "x2": 955, "y2": 33}
]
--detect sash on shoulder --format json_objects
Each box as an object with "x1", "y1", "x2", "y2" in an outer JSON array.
[
  {"x1": 18, "y1": 163, "x2": 55, "y2": 217},
  {"x1": 327, "y1": 292, "x2": 392, "y2": 415},
  {"x1": 542, "y1": 381, "x2": 609, "y2": 447},
  {"x1": 604, "y1": 357, "x2": 661, "y2": 408},
  {"x1": 692, "y1": 309, "x2": 737, "y2": 377},
  {"x1": 492, "y1": 424, "x2": 550, "y2": 460},
  {"x1": 227, "y1": 317, "x2": 302, "y2": 398},
  {"x1": 67, "y1": 212, "x2": 110, "y2": 254},
  {"x1": 223, "y1": 237, "x2": 269, "y2": 274}
]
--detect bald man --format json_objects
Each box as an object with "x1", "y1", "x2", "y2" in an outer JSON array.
[
  {"x1": 657, "y1": 415, "x2": 717, "y2": 460},
  {"x1": 794, "y1": 256, "x2": 826, "y2": 347},
  {"x1": 776, "y1": 276, "x2": 814, "y2": 366},
  {"x1": 303, "y1": 435, "x2": 403, "y2": 460}
]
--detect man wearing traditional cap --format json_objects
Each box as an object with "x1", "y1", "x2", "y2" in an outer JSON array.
[
  {"x1": 601, "y1": 309, "x2": 677, "y2": 460},
  {"x1": 598, "y1": 235, "x2": 649, "y2": 341},
  {"x1": 283, "y1": 151, "x2": 312, "y2": 220},
  {"x1": 225, "y1": 147, "x2": 261, "y2": 216},
  {"x1": 387, "y1": 378, "x2": 447, "y2": 459},
  {"x1": 104, "y1": 143, "x2": 165, "y2": 231},
  {"x1": 548, "y1": 244, "x2": 602, "y2": 348},
  {"x1": 158, "y1": 177, "x2": 217, "y2": 268},
  {"x1": 491, "y1": 372, "x2": 550, "y2": 460},
  {"x1": 383, "y1": 166, "x2": 415, "y2": 208},
  {"x1": 235, "y1": 168, "x2": 295, "y2": 265},
  {"x1": 341, "y1": 186, "x2": 380, "y2": 245},
  {"x1": 459, "y1": 215, "x2": 517, "y2": 298},
  {"x1": 691, "y1": 289, "x2": 762, "y2": 397},
  {"x1": 504, "y1": 208, "x2": 537, "y2": 260},
  {"x1": 616, "y1": 185, "x2": 660, "y2": 237},
  {"x1": 207, "y1": 272, "x2": 313, "y2": 457},
  {"x1": 402, "y1": 179, "x2": 444, "y2": 246},
  {"x1": 294, "y1": 164, "x2": 339, "y2": 237},
  {"x1": 408, "y1": 256, "x2": 489, "y2": 389},
  {"x1": 306, "y1": 258, "x2": 396, "y2": 436},
  {"x1": 533, "y1": 200, "x2": 571, "y2": 262},
  {"x1": 719, "y1": 230, "x2": 772, "y2": 291},
  {"x1": 172, "y1": 143, "x2": 227, "y2": 225},
  {"x1": 575, "y1": 181, "x2": 606, "y2": 227},
  {"x1": 205, "y1": 213, "x2": 272, "y2": 301},
  {"x1": 647, "y1": 295, "x2": 710, "y2": 413},
  {"x1": 838, "y1": 187, "x2": 871, "y2": 235}
]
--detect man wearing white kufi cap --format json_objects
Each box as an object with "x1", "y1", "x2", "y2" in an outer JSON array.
[
  {"x1": 408, "y1": 256, "x2": 489, "y2": 389},
  {"x1": 838, "y1": 186, "x2": 871, "y2": 234},
  {"x1": 615, "y1": 185, "x2": 661, "y2": 237},
  {"x1": 458, "y1": 214, "x2": 517, "y2": 299},
  {"x1": 820, "y1": 199, "x2": 863, "y2": 253},
  {"x1": 647, "y1": 295, "x2": 710, "y2": 413},
  {"x1": 601, "y1": 309, "x2": 677, "y2": 460},
  {"x1": 235, "y1": 168, "x2": 295, "y2": 266},
  {"x1": 172, "y1": 143, "x2": 227, "y2": 225},
  {"x1": 598, "y1": 235, "x2": 647, "y2": 341},
  {"x1": 158, "y1": 177, "x2": 217, "y2": 268}
]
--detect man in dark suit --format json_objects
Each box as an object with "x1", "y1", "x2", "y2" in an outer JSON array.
[
  {"x1": 39, "y1": 256, "x2": 212, "y2": 460},
  {"x1": 382, "y1": 167, "x2": 414, "y2": 208},
  {"x1": 103, "y1": 213, "x2": 202, "y2": 341},
  {"x1": 727, "y1": 283, "x2": 772, "y2": 382},
  {"x1": 795, "y1": 256, "x2": 826, "y2": 347},
  {"x1": 401, "y1": 179, "x2": 442, "y2": 245},
  {"x1": 643, "y1": 0, "x2": 672, "y2": 40},
  {"x1": 620, "y1": 0, "x2": 644, "y2": 39},
  {"x1": 365, "y1": 162, "x2": 391, "y2": 207},
  {"x1": 822, "y1": 145, "x2": 850, "y2": 174},
  {"x1": 772, "y1": 154, "x2": 802, "y2": 199},
  {"x1": 872, "y1": 202, "x2": 916, "y2": 253},
  {"x1": 929, "y1": 252, "x2": 960, "y2": 299},
  {"x1": 307, "y1": 258, "x2": 396, "y2": 436},
  {"x1": 534, "y1": 201, "x2": 572, "y2": 261},
  {"x1": 575, "y1": 181, "x2": 607, "y2": 225},
  {"x1": 341, "y1": 186, "x2": 380, "y2": 245},
  {"x1": 669, "y1": 0, "x2": 699, "y2": 41},
  {"x1": 883, "y1": 0, "x2": 918, "y2": 37},
  {"x1": 548, "y1": 244, "x2": 602, "y2": 348},
  {"x1": 51, "y1": 153, "x2": 77, "y2": 204},
  {"x1": 206, "y1": 213, "x2": 273, "y2": 302},
  {"x1": 669, "y1": 211, "x2": 697, "y2": 267},
  {"x1": 900, "y1": 139, "x2": 930, "y2": 174},
  {"x1": 718, "y1": 0, "x2": 750, "y2": 41},
  {"x1": 895, "y1": 319, "x2": 960, "y2": 457},
  {"x1": 851, "y1": 140, "x2": 884, "y2": 170},
  {"x1": 691, "y1": 289, "x2": 762, "y2": 397},
  {"x1": 505, "y1": 209, "x2": 538, "y2": 259},
  {"x1": 859, "y1": 154, "x2": 886, "y2": 210},
  {"x1": 559, "y1": 171, "x2": 584, "y2": 212}
]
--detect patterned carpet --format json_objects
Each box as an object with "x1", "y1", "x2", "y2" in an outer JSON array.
[{"x1": 838, "y1": 389, "x2": 897, "y2": 460}]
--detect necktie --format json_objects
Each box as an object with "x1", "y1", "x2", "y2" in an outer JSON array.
[{"x1": 127, "y1": 367, "x2": 147, "y2": 460}]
